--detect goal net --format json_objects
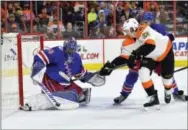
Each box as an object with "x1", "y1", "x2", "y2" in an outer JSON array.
[{"x1": 1, "y1": 33, "x2": 43, "y2": 118}]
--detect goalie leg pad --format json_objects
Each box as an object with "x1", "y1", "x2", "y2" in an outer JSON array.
[
  {"x1": 43, "y1": 74, "x2": 66, "y2": 92},
  {"x1": 52, "y1": 90, "x2": 79, "y2": 103},
  {"x1": 79, "y1": 88, "x2": 92, "y2": 105},
  {"x1": 23, "y1": 90, "x2": 80, "y2": 111},
  {"x1": 66, "y1": 82, "x2": 83, "y2": 96},
  {"x1": 43, "y1": 74, "x2": 83, "y2": 96},
  {"x1": 23, "y1": 93, "x2": 54, "y2": 111}
]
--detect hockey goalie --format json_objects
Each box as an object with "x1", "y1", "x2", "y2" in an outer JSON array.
[{"x1": 22, "y1": 37, "x2": 105, "y2": 111}]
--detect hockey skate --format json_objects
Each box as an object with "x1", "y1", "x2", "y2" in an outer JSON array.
[
  {"x1": 114, "y1": 95, "x2": 128, "y2": 105},
  {"x1": 173, "y1": 90, "x2": 188, "y2": 101},
  {"x1": 164, "y1": 89, "x2": 172, "y2": 104},
  {"x1": 79, "y1": 88, "x2": 91, "y2": 105},
  {"x1": 144, "y1": 90, "x2": 160, "y2": 110}
]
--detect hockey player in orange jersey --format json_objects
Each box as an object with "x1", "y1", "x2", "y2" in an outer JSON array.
[
  {"x1": 122, "y1": 18, "x2": 176, "y2": 108},
  {"x1": 100, "y1": 18, "x2": 176, "y2": 109}
]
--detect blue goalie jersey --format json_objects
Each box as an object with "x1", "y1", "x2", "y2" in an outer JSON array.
[{"x1": 32, "y1": 46, "x2": 86, "y2": 85}]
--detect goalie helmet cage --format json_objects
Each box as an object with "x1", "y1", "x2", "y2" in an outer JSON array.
[
  {"x1": 17, "y1": 33, "x2": 44, "y2": 107},
  {"x1": 2, "y1": 33, "x2": 44, "y2": 115}
]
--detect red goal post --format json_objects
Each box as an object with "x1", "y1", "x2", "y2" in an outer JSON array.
[{"x1": 17, "y1": 33, "x2": 44, "y2": 107}]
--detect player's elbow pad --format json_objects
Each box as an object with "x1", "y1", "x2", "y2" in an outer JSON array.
[
  {"x1": 167, "y1": 33, "x2": 175, "y2": 42},
  {"x1": 137, "y1": 44, "x2": 155, "y2": 56}
]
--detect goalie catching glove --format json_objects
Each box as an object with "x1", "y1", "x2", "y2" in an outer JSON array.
[{"x1": 76, "y1": 71, "x2": 105, "y2": 87}]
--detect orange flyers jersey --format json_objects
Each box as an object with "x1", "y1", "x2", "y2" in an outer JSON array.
[
  {"x1": 120, "y1": 37, "x2": 141, "y2": 59},
  {"x1": 136, "y1": 24, "x2": 172, "y2": 62}
]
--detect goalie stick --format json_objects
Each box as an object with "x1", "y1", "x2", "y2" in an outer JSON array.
[{"x1": 36, "y1": 81, "x2": 79, "y2": 110}]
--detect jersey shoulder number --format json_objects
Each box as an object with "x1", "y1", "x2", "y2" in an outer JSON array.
[
  {"x1": 142, "y1": 31, "x2": 150, "y2": 39},
  {"x1": 136, "y1": 24, "x2": 148, "y2": 39}
]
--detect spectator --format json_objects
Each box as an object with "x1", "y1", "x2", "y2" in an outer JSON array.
[
  {"x1": 7, "y1": 3, "x2": 15, "y2": 14},
  {"x1": 128, "y1": 2, "x2": 143, "y2": 21},
  {"x1": 33, "y1": 16, "x2": 48, "y2": 33},
  {"x1": 98, "y1": 10, "x2": 107, "y2": 27},
  {"x1": 18, "y1": 15, "x2": 27, "y2": 33},
  {"x1": 98, "y1": 2, "x2": 110, "y2": 18},
  {"x1": 116, "y1": 24, "x2": 124, "y2": 38},
  {"x1": 44, "y1": 1, "x2": 57, "y2": 15},
  {"x1": 144, "y1": 1, "x2": 159, "y2": 12},
  {"x1": 22, "y1": 2, "x2": 35, "y2": 22},
  {"x1": 33, "y1": 16, "x2": 41, "y2": 32},
  {"x1": 74, "y1": 6, "x2": 85, "y2": 22},
  {"x1": 1, "y1": 8, "x2": 7, "y2": 23},
  {"x1": 33, "y1": 17, "x2": 48, "y2": 35},
  {"x1": 88, "y1": 7, "x2": 97, "y2": 24},
  {"x1": 74, "y1": 2, "x2": 84, "y2": 13},
  {"x1": 47, "y1": 16, "x2": 65, "y2": 39},
  {"x1": 38, "y1": 7, "x2": 50, "y2": 25},
  {"x1": 13, "y1": 1, "x2": 22, "y2": 10},
  {"x1": 108, "y1": 26, "x2": 116, "y2": 38},
  {"x1": 98, "y1": 15, "x2": 107, "y2": 27},
  {"x1": 158, "y1": 5, "x2": 169, "y2": 24},
  {"x1": 9, "y1": 23, "x2": 19, "y2": 33},
  {"x1": 89, "y1": 26, "x2": 105, "y2": 38},
  {"x1": 120, "y1": 15, "x2": 126, "y2": 25},
  {"x1": 123, "y1": 6, "x2": 131, "y2": 20},
  {"x1": 7, "y1": 14, "x2": 19, "y2": 32},
  {"x1": 62, "y1": 2, "x2": 75, "y2": 25},
  {"x1": 14, "y1": 9, "x2": 23, "y2": 23},
  {"x1": 62, "y1": 22, "x2": 80, "y2": 39},
  {"x1": 1, "y1": 20, "x2": 6, "y2": 33},
  {"x1": 106, "y1": 5, "x2": 114, "y2": 26},
  {"x1": 116, "y1": 2, "x2": 125, "y2": 24}
]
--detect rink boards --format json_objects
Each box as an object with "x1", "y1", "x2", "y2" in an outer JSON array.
[{"x1": 1, "y1": 37, "x2": 187, "y2": 77}]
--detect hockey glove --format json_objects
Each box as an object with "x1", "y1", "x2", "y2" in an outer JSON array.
[
  {"x1": 128, "y1": 51, "x2": 140, "y2": 69},
  {"x1": 99, "y1": 61, "x2": 115, "y2": 76}
]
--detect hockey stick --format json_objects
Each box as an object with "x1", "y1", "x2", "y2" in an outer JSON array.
[
  {"x1": 174, "y1": 66, "x2": 188, "y2": 73},
  {"x1": 72, "y1": 65, "x2": 187, "y2": 82}
]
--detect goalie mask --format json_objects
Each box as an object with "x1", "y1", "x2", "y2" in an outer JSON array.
[{"x1": 63, "y1": 37, "x2": 78, "y2": 64}]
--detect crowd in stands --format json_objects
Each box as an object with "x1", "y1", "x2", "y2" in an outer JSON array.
[{"x1": 1, "y1": 1, "x2": 188, "y2": 39}]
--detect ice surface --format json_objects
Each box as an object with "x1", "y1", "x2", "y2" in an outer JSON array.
[{"x1": 2, "y1": 69, "x2": 187, "y2": 129}]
